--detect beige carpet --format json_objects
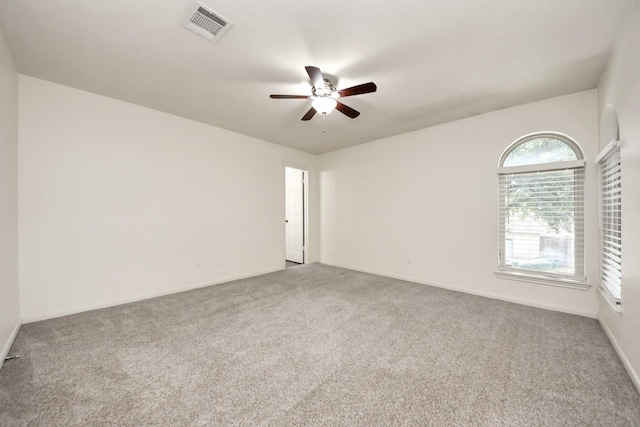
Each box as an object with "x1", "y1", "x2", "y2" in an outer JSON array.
[{"x1": 1, "y1": 264, "x2": 639, "y2": 426}]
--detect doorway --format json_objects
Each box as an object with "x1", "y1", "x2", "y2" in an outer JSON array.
[{"x1": 285, "y1": 167, "x2": 307, "y2": 265}]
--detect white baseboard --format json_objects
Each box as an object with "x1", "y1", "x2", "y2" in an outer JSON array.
[
  {"x1": 22, "y1": 267, "x2": 284, "y2": 324},
  {"x1": 599, "y1": 318, "x2": 640, "y2": 395},
  {"x1": 321, "y1": 262, "x2": 599, "y2": 319},
  {"x1": 0, "y1": 320, "x2": 22, "y2": 371}
]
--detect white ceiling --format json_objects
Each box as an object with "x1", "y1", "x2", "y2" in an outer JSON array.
[{"x1": 0, "y1": 0, "x2": 633, "y2": 154}]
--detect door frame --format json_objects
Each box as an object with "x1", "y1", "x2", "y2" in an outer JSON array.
[{"x1": 284, "y1": 164, "x2": 309, "y2": 266}]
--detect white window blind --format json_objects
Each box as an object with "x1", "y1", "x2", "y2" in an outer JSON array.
[
  {"x1": 599, "y1": 144, "x2": 622, "y2": 304},
  {"x1": 499, "y1": 165, "x2": 585, "y2": 281}
]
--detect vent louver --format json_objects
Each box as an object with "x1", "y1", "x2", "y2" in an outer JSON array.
[{"x1": 183, "y1": 2, "x2": 233, "y2": 42}]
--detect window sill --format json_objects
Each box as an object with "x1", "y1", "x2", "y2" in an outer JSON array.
[
  {"x1": 598, "y1": 286, "x2": 622, "y2": 314},
  {"x1": 495, "y1": 270, "x2": 591, "y2": 291}
]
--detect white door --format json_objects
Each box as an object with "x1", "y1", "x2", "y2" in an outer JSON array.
[{"x1": 285, "y1": 167, "x2": 304, "y2": 263}]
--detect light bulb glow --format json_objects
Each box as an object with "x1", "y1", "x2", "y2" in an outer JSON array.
[{"x1": 312, "y1": 97, "x2": 337, "y2": 115}]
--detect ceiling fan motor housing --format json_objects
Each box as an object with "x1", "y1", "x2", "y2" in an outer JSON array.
[{"x1": 312, "y1": 79, "x2": 338, "y2": 98}]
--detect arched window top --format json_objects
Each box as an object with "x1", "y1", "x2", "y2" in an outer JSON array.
[{"x1": 500, "y1": 133, "x2": 583, "y2": 168}]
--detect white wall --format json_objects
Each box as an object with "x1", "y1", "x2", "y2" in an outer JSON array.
[
  {"x1": 0, "y1": 24, "x2": 20, "y2": 367},
  {"x1": 19, "y1": 76, "x2": 318, "y2": 322},
  {"x1": 597, "y1": 0, "x2": 640, "y2": 391},
  {"x1": 319, "y1": 90, "x2": 600, "y2": 317}
]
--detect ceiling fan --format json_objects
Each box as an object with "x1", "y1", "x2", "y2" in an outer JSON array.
[{"x1": 270, "y1": 66, "x2": 377, "y2": 121}]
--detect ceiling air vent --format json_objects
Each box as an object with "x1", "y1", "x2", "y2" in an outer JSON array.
[{"x1": 183, "y1": 2, "x2": 233, "y2": 42}]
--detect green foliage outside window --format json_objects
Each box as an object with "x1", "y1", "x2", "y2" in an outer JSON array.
[
  {"x1": 503, "y1": 137, "x2": 580, "y2": 234},
  {"x1": 503, "y1": 137, "x2": 577, "y2": 167}
]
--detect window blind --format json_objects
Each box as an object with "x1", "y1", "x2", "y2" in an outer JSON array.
[
  {"x1": 499, "y1": 165, "x2": 585, "y2": 280},
  {"x1": 599, "y1": 146, "x2": 622, "y2": 303}
]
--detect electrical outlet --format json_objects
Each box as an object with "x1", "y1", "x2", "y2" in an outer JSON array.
[{"x1": 407, "y1": 257, "x2": 412, "y2": 265}]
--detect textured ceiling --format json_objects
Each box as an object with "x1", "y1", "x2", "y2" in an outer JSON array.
[{"x1": 0, "y1": 0, "x2": 633, "y2": 154}]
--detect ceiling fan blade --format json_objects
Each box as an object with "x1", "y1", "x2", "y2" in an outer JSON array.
[
  {"x1": 301, "y1": 107, "x2": 317, "y2": 121},
  {"x1": 335, "y1": 101, "x2": 360, "y2": 119},
  {"x1": 270, "y1": 94, "x2": 311, "y2": 99},
  {"x1": 305, "y1": 66, "x2": 325, "y2": 90},
  {"x1": 338, "y1": 82, "x2": 377, "y2": 98}
]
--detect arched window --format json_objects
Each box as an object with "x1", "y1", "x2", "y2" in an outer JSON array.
[{"x1": 498, "y1": 132, "x2": 585, "y2": 283}]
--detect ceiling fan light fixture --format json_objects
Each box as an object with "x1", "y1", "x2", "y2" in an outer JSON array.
[{"x1": 312, "y1": 97, "x2": 337, "y2": 115}]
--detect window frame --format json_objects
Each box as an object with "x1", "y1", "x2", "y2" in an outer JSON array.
[
  {"x1": 596, "y1": 139, "x2": 622, "y2": 310},
  {"x1": 496, "y1": 132, "x2": 588, "y2": 289}
]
